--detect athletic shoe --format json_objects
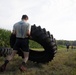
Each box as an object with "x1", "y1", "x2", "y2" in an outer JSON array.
[{"x1": 19, "y1": 65, "x2": 27, "y2": 72}]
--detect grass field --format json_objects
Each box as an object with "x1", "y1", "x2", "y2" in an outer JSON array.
[{"x1": 0, "y1": 48, "x2": 76, "y2": 75}]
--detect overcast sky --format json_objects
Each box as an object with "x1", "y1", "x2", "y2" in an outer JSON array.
[{"x1": 0, "y1": 0, "x2": 76, "y2": 40}]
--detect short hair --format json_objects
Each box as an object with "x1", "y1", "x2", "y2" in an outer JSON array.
[{"x1": 21, "y1": 15, "x2": 28, "y2": 20}]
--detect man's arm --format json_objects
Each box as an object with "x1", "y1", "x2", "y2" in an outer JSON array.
[
  {"x1": 12, "y1": 25, "x2": 16, "y2": 34},
  {"x1": 27, "y1": 30, "x2": 31, "y2": 36},
  {"x1": 26, "y1": 24, "x2": 31, "y2": 37}
]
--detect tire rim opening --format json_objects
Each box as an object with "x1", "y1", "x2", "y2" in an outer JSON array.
[{"x1": 29, "y1": 40, "x2": 44, "y2": 51}]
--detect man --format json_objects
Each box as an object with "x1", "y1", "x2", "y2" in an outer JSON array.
[
  {"x1": 66, "y1": 43, "x2": 70, "y2": 51},
  {"x1": 0, "y1": 15, "x2": 31, "y2": 72}
]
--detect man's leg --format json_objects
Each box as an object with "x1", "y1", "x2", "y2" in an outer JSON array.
[
  {"x1": 6, "y1": 50, "x2": 17, "y2": 61},
  {"x1": 19, "y1": 51, "x2": 29, "y2": 72},
  {"x1": 23, "y1": 52, "x2": 29, "y2": 63},
  {"x1": 0, "y1": 50, "x2": 17, "y2": 72},
  {"x1": 19, "y1": 38, "x2": 29, "y2": 72},
  {"x1": 23, "y1": 39, "x2": 29, "y2": 64}
]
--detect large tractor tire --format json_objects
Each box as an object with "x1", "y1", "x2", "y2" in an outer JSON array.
[
  {"x1": 10, "y1": 25, "x2": 57, "y2": 63},
  {"x1": 0, "y1": 47, "x2": 12, "y2": 57}
]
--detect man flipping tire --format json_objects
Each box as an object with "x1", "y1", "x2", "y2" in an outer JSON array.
[{"x1": 0, "y1": 15, "x2": 31, "y2": 72}]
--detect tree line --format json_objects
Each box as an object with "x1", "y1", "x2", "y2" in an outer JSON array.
[{"x1": 57, "y1": 40, "x2": 76, "y2": 46}]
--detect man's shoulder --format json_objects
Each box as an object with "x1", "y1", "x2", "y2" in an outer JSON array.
[
  {"x1": 14, "y1": 21, "x2": 30, "y2": 26},
  {"x1": 23, "y1": 21, "x2": 30, "y2": 26},
  {"x1": 14, "y1": 21, "x2": 22, "y2": 25}
]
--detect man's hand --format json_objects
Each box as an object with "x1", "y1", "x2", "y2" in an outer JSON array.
[
  {"x1": 29, "y1": 36, "x2": 32, "y2": 39},
  {"x1": 27, "y1": 30, "x2": 30, "y2": 36}
]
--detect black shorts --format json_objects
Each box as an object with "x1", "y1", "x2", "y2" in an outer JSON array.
[{"x1": 13, "y1": 38, "x2": 29, "y2": 52}]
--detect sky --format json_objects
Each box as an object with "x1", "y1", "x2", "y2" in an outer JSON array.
[{"x1": 0, "y1": 0, "x2": 76, "y2": 40}]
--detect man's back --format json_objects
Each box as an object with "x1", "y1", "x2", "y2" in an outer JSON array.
[{"x1": 13, "y1": 21, "x2": 30, "y2": 38}]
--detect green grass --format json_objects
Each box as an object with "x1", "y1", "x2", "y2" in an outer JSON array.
[
  {"x1": 0, "y1": 48, "x2": 76, "y2": 75},
  {"x1": 30, "y1": 48, "x2": 44, "y2": 51}
]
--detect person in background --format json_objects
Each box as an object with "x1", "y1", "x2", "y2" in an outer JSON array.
[
  {"x1": 66, "y1": 43, "x2": 70, "y2": 51},
  {"x1": 0, "y1": 15, "x2": 31, "y2": 72}
]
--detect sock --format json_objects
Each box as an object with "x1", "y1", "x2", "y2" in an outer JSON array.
[
  {"x1": 22, "y1": 62, "x2": 26, "y2": 66},
  {"x1": 4, "y1": 60, "x2": 9, "y2": 66}
]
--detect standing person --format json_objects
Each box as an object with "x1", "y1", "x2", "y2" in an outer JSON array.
[
  {"x1": 66, "y1": 44, "x2": 70, "y2": 51},
  {"x1": 0, "y1": 15, "x2": 31, "y2": 72}
]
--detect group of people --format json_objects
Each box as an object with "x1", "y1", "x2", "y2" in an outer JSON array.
[
  {"x1": 0, "y1": 15, "x2": 31, "y2": 72},
  {"x1": 66, "y1": 44, "x2": 75, "y2": 51}
]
